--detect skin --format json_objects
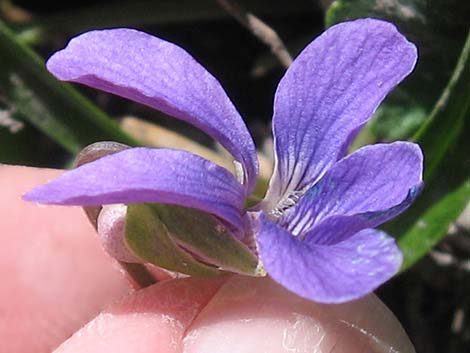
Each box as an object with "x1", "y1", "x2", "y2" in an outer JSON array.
[{"x1": 0, "y1": 165, "x2": 416, "y2": 353}]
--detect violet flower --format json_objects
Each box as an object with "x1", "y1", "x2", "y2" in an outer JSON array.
[{"x1": 24, "y1": 19, "x2": 423, "y2": 303}]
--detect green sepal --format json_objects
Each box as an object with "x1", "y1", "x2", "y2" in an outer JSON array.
[
  {"x1": 125, "y1": 204, "x2": 261, "y2": 277},
  {"x1": 148, "y1": 204, "x2": 260, "y2": 276},
  {"x1": 125, "y1": 204, "x2": 222, "y2": 276}
]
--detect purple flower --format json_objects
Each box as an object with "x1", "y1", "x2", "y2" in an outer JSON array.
[{"x1": 24, "y1": 18, "x2": 423, "y2": 303}]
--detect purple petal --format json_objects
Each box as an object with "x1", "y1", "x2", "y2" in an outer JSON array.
[
  {"x1": 264, "y1": 19, "x2": 417, "y2": 210},
  {"x1": 256, "y1": 215, "x2": 402, "y2": 303},
  {"x1": 282, "y1": 142, "x2": 423, "y2": 237},
  {"x1": 24, "y1": 148, "x2": 245, "y2": 232},
  {"x1": 302, "y1": 189, "x2": 419, "y2": 245},
  {"x1": 46, "y1": 28, "x2": 258, "y2": 193}
]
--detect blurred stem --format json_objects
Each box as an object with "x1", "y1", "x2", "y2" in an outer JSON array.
[
  {"x1": 217, "y1": 0, "x2": 293, "y2": 68},
  {"x1": 119, "y1": 262, "x2": 157, "y2": 289}
]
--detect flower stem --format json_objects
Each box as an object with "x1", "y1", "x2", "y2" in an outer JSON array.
[
  {"x1": 217, "y1": 0, "x2": 292, "y2": 68},
  {"x1": 118, "y1": 262, "x2": 158, "y2": 289}
]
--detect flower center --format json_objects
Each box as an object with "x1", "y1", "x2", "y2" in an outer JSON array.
[{"x1": 269, "y1": 190, "x2": 304, "y2": 219}]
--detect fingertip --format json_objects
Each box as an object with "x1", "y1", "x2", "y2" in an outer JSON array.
[
  {"x1": 54, "y1": 276, "x2": 227, "y2": 353},
  {"x1": 0, "y1": 165, "x2": 130, "y2": 353},
  {"x1": 183, "y1": 276, "x2": 415, "y2": 353}
]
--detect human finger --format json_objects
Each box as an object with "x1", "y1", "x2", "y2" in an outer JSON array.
[
  {"x1": 52, "y1": 274, "x2": 414, "y2": 353},
  {"x1": 184, "y1": 276, "x2": 415, "y2": 353},
  {"x1": 0, "y1": 165, "x2": 130, "y2": 353},
  {"x1": 54, "y1": 276, "x2": 226, "y2": 353}
]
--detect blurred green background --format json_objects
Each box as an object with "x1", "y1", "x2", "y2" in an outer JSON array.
[{"x1": 1, "y1": 1, "x2": 469, "y2": 351}]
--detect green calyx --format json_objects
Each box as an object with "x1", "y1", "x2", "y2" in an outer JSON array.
[{"x1": 125, "y1": 203, "x2": 262, "y2": 277}]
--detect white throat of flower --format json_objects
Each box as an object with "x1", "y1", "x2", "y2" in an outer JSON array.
[
  {"x1": 233, "y1": 160, "x2": 244, "y2": 185},
  {"x1": 269, "y1": 189, "x2": 304, "y2": 219}
]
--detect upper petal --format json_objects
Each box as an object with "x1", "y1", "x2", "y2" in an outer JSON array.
[
  {"x1": 256, "y1": 215, "x2": 402, "y2": 303},
  {"x1": 46, "y1": 28, "x2": 258, "y2": 193},
  {"x1": 282, "y1": 142, "x2": 423, "y2": 237},
  {"x1": 264, "y1": 19, "x2": 417, "y2": 210},
  {"x1": 23, "y1": 148, "x2": 245, "y2": 232}
]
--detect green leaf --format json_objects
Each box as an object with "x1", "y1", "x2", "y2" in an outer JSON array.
[
  {"x1": 371, "y1": 104, "x2": 427, "y2": 141},
  {"x1": 395, "y1": 180, "x2": 470, "y2": 270},
  {"x1": 384, "y1": 147, "x2": 470, "y2": 271},
  {"x1": 148, "y1": 204, "x2": 260, "y2": 275},
  {"x1": 326, "y1": 0, "x2": 470, "y2": 141},
  {"x1": 383, "y1": 32, "x2": 470, "y2": 270},
  {"x1": 412, "y1": 32, "x2": 470, "y2": 181},
  {"x1": 0, "y1": 20, "x2": 139, "y2": 155},
  {"x1": 125, "y1": 204, "x2": 222, "y2": 276}
]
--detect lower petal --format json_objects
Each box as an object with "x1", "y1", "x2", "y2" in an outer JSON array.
[{"x1": 256, "y1": 216, "x2": 402, "y2": 303}]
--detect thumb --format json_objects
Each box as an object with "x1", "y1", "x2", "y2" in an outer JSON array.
[
  {"x1": 54, "y1": 276, "x2": 227, "y2": 353},
  {"x1": 53, "y1": 275, "x2": 414, "y2": 353},
  {"x1": 184, "y1": 276, "x2": 415, "y2": 353},
  {"x1": 0, "y1": 165, "x2": 130, "y2": 353}
]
